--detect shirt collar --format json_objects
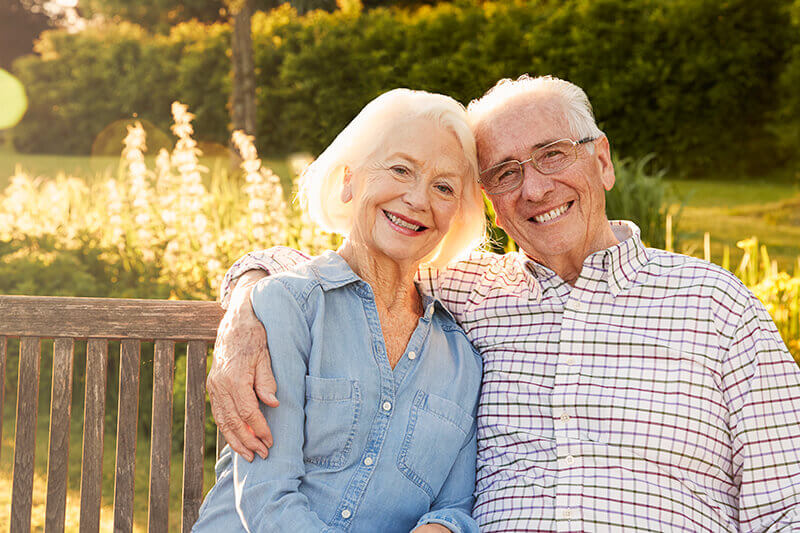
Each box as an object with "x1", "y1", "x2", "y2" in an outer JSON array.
[
  {"x1": 596, "y1": 220, "x2": 650, "y2": 296},
  {"x1": 311, "y1": 250, "x2": 457, "y2": 322},
  {"x1": 517, "y1": 220, "x2": 649, "y2": 297},
  {"x1": 310, "y1": 250, "x2": 362, "y2": 290}
]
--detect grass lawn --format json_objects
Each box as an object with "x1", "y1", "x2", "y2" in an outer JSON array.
[
  {"x1": 0, "y1": 146, "x2": 294, "y2": 192},
  {"x1": 667, "y1": 179, "x2": 800, "y2": 272}
]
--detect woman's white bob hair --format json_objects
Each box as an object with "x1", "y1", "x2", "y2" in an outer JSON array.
[{"x1": 298, "y1": 88, "x2": 486, "y2": 267}]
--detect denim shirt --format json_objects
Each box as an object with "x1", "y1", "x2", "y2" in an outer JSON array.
[{"x1": 194, "y1": 251, "x2": 482, "y2": 533}]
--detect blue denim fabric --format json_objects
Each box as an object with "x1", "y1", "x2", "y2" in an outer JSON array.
[{"x1": 194, "y1": 251, "x2": 482, "y2": 533}]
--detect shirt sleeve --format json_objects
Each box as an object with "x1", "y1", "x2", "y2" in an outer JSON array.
[
  {"x1": 219, "y1": 246, "x2": 312, "y2": 309},
  {"x1": 232, "y1": 278, "x2": 330, "y2": 532},
  {"x1": 414, "y1": 421, "x2": 479, "y2": 533},
  {"x1": 723, "y1": 293, "x2": 800, "y2": 532}
]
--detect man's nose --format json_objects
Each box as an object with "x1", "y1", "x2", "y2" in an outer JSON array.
[{"x1": 519, "y1": 161, "x2": 555, "y2": 202}]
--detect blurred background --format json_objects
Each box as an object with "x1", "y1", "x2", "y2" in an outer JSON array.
[{"x1": 1, "y1": 0, "x2": 799, "y2": 530}]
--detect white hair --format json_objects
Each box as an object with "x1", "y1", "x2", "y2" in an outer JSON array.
[
  {"x1": 298, "y1": 88, "x2": 486, "y2": 267},
  {"x1": 467, "y1": 75, "x2": 604, "y2": 142}
]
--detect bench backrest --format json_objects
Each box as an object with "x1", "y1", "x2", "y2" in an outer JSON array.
[{"x1": 0, "y1": 295, "x2": 225, "y2": 533}]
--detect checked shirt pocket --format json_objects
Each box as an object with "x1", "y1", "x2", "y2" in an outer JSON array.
[
  {"x1": 397, "y1": 390, "x2": 473, "y2": 500},
  {"x1": 303, "y1": 376, "x2": 360, "y2": 469}
]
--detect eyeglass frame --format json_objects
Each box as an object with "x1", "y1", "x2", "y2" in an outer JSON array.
[{"x1": 478, "y1": 136, "x2": 599, "y2": 195}]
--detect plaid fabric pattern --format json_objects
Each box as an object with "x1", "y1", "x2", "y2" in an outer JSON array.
[{"x1": 221, "y1": 221, "x2": 800, "y2": 532}]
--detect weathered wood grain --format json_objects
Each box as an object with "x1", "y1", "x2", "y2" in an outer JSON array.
[
  {"x1": 181, "y1": 341, "x2": 207, "y2": 533},
  {"x1": 0, "y1": 336, "x2": 6, "y2": 462},
  {"x1": 11, "y1": 337, "x2": 41, "y2": 533},
  {"x1": 79, "y1": 339, "x2": 108, "y2": 533},
  {"x1": 113, "y1": 340, "x2": 141, "y2": 533},
  {"x1": 148, "y1": 340, "x2": 175, "y2": 532},
  {"x1": 216, "y1": 430, "x2": 227, "y2": 462},
  {"x1": 45, "y1": 338, "x2": 75, "y2": 533},
  {"x1": 0, "y1": 295, "x2": 223, "y2": 341}
]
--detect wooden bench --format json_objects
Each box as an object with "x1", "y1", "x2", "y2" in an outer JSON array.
[{"x1": 0, "y1": 295, "x2": 225, "y2": 533}]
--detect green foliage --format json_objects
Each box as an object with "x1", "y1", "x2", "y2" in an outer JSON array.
[
  {"x1": 605, "y1": 154, "x2": 679, "y2": 249},
  {"x1": 10, "y1": 0, "x2": 798, "y2": 174}
]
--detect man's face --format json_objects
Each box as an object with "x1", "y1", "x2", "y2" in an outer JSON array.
[{"x1": 475, "y1": 95, "x2": 616, "y2": 266}]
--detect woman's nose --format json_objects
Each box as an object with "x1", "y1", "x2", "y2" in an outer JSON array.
[{"x1": 403, "y1": 181, "x2": 430, "y2": 211}]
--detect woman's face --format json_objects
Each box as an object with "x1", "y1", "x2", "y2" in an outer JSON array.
[{"x1": 343, "y1": 117, "x2": 471, "y2": 269}]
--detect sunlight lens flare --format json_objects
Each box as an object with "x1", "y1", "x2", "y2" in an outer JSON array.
[{"x1": 0, "y1": 69, "x2": 28, "y2": 129}]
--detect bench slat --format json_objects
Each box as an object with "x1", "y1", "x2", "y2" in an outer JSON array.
[
  {"x1": 149, "y1": 340, "x2": 175, "y2": 531},
  {"x1": 45, "y1": 338, "x2": 75, "y2": 533},
  {"x1": 79, "y1": 339, "x2": 108, "y2": 533},
  {"x1": 181, "y1": 340, "x2": 207, "y2": 532},
  {"x1": 0, "y1": 295, "x2": 223, "y2": 341},
  {"x1": 0, "y1": 336, "x2": 6, "y2": 461},
  {"x1": 216, "y1": 431, "x2": 227, "y2": 462},
  {"x1": 11, "y1": 337, "x2": 41, "y2": 533},
  {"x1": 113, "y1": 340, "x2": 141, "y2": 533}
]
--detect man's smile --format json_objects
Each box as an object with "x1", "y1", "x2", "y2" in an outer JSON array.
[{"x1": 529, "y1": 200, "x2": 574, "y2": 224}]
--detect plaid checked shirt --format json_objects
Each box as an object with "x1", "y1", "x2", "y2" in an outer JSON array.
[{"x1": 220, "y1": 221, "x2": 800, "y2": 532}]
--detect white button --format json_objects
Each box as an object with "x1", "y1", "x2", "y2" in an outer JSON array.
[
  {"x1": 573, "y1": 300, "x2": 583, "y2": 311},
  {"x1": 560, "y1": 412, "x2": 570, "y2": 422},
  {"x1": 341, "y1": 509, "x2": 351, "y2": 519},
  {"x1": 408, "y1": 351, "x2": 416, "y2": 360},
  {"x1": 363, "y1": 456, "x2": 373, "y2": 466},
  {"x1": 562, "y1": 508, "x2": 572, "y2": 519},
  {"x1": 565, "y1": 455, "x2": 575, "y2": 465},
  {"x1": 565, "y1": 357, "x2": 575, "y2": 366},
  {"x1": 382, "y1": 401, "x2": 392, "y2": 412}
]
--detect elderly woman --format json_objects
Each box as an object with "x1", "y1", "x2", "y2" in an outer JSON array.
[{"x1": 193, "y1": 89, "x2": 486, "y2": 533}]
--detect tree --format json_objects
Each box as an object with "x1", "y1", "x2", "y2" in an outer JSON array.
[{"x1": 1, "y1": 0, "x2": 53, "y2": 70}]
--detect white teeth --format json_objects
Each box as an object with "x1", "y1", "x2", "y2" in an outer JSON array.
[
  {"x1": 533, "y1": 203, "x2": 570, "y2": 223},
  {"x1": 385, "y1": 211, "x2": 423, "y2": 231}
]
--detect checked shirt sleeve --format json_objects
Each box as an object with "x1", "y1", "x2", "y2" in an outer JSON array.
[
  {"x1": 723, "y1": 292, "x2": 800, "y2": 532},
  {"x1": 219, "y1": 246, "x2": 312, "y2": 309}
]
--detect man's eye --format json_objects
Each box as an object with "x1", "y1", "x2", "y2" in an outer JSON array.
[
  {"x1": 495, "y1": 168, "x2": 518, "y2": 182},
  {"x1": 542, "y1": 149, "x2": 567, "y2": 160}
]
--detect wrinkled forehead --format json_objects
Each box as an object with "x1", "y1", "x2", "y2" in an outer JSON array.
[{"x1": 473, "y1": 95, "x2": 571, "y2": 167}]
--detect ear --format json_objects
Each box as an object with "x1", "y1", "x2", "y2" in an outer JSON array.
[
  {"x1": 340, "y1": 166, "x2": 353, "y2": 203},
  {"x1": 595, "y1": 136, "x2": 615, "y2": 191}
]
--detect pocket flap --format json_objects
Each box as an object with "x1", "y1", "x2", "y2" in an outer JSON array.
[
  {"x1": 417, "y1": 391, "x2": 472, "y2": 436},
  {"x1": 305, "y1": 376, "x2": 354, "y2": 401}
]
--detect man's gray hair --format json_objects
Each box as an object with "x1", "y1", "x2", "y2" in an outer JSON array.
[{"x1": 467, "y1": 75, "x2": 604, "y2": 141}]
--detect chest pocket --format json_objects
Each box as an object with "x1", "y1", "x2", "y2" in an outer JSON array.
[
  {"x1": 303, "y1": 376, "x2": 361, "y2": 469},
  {"x1": 397, "y1": 390, "x2": 474, "y2": 500}
]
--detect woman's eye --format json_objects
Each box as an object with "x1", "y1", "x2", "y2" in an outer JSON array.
[
  {"x1": 435, "y1": 183, "x2": 455, "y2": 195},
  {"x1": 391, "y1": 165, "x2": 410, "y2": 176}
]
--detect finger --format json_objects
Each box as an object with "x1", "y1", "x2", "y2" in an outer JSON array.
[
  {"x1": 235, "y1": 388, "x2": 272, "y2": 454},
  {"x1": 220, "y1": 424, "x2": 254, "y2": 463},
  {"x1": 254, "y1": 349, "x2": 279, "y2": 408},
  {"x1": 209, "y1": 392, "x2": 255, "y2": 462},
  {"x1": 209, "y1": 388, "x2": 268, "y2": 461}
]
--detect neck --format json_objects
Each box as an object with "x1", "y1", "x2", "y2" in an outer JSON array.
[
  {"x1": 534, "y1": 222, "x2": 620, "y2": 286},
  {"x1": 337, "y1": 240, "x2": 422, "y2": 313}
]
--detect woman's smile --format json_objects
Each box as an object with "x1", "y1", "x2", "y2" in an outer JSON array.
[{"x1": 382, "y1": 209, "x2": 429, "y2": 235}]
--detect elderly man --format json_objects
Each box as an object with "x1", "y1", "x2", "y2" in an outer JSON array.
[{"x1": 208, "y1": 75, "x2": 800, "y2": 531}]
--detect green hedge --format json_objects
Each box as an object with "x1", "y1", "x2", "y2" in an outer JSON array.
[{"x1": 11, "y1": 0, "x2": 796, "y2": 174}]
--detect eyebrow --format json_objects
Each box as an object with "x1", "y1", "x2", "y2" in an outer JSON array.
[{"x1": 385, "y1": 152, "x2": 463, "y2": 179}]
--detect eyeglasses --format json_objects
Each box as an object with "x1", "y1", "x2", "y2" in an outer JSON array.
[{"x1": 478, "y1": 137, "x2": 598, "y2": 195}]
